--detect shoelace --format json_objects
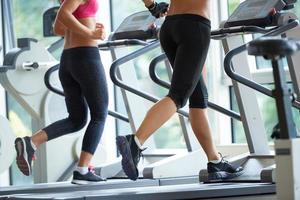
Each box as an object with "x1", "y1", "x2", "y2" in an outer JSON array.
[
  {"x1": 217, "y1": 152, "x2": 228, "y2": 163},
  {"x1": 218, "y1": 152, "x2": 243, "y2": 170},
  {"x1": 32, "y1": 154, "x2": 37, "y2": 161},
  {"x1": 221, "y1": 157, "x2": 229, "y2": 164},
  {"x1": 88, "y1": 165, "x2": 96, "y2": 174},
  {"x1": 139, "y1": 147, "x2": 147, "y2": 164}
]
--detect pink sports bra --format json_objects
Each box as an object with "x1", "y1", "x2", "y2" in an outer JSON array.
[{"x1": 61, "y1": 0, "x2": 99, "y2": 19}]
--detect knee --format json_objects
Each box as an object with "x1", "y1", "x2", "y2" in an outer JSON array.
[
  {"x1": 189, "y1": 83, "x2": 209, "y2": 109},
  {"x1": 189, "y1": 98, "x2": 208, "y2": 109},
  {"x1": 90, "y1": 109, "x2": 108, "y2": 123},
  {"x1": 69, "y1": 113, "x2": 88, "y2": 131},
  {"x1": 167, "y1": 93, "x2": 189, "y2": 109}
]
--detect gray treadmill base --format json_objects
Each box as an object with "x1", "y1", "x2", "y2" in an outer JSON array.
[
  {"x1": 0, "y1": 179, "x2": 158, "y2": 196},
  {"x1": 0, "y1": 176, "x2": 199, "y2": 196},
  {"x1": 1, "y1": 183, "x2": 275, "y2": 200}
]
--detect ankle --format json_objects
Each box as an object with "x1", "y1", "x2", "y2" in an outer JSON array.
[
  {"x1": 135, "y1": 135, "x2": 145, "y2": 144},
  {"x1": 75, "y1": 166, "x2": 89, "y2": 175},
  {"x1": 209, "y1": 159, "x2": 222, "y2": 164},
  {"x1": 134, "y1": 135, "x2": 144, "y2": 150},
  {"x1": 31, "y1": 130, "x2": 48, "y2": 148},
  {"x1": 29, "y1": 138, "x2": 38, "y2": 151},
  {"x1": 208, "y1": 154, "x2": 221, "y2": 163}
]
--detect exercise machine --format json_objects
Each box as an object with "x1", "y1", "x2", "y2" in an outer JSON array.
[
  {"x1": 0, "y1": 10, "x2": 202, "y2": 197},
  {"x1": 1, "y1": 1, "x2": 298, "y2": 199},
  {"x1": 248, "y1": 37, "x2": 300, "y2": 200},
  {"x1": 0, "y1": 6, "x2": 137, "y2": 184},
  {"x1": 199, "y1": 0, "x2": 300, "y2": 183},
  {"x1": 0, "y1": 38, "x2": 77, "y2": 184},
  {"x1": 0, "y1": 45, "x2": 15, "y2": 178},
  {"x1": 0, "y1": 112, "x2": 15, "y2": 178},
  {"x1": 224, "y1": 37, "x2": 300, "y2": 199}
]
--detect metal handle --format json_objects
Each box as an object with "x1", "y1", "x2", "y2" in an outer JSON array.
[
  {"x1": 211, "y1": 26, "x2": 272, "y2": 40},
  {"x1": 224, "y1": 20, "x2": 300, "y2": 110},
  {"x1": 98, "y1": 39, "x2": 149, "y2": 51}
]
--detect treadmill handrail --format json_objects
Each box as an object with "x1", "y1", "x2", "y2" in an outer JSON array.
[
  {"x1": 149, "y1": 54, "x2": 242, "y2": 121},
  {"x1": 211, "y1": 26, "x2": 272, "y2": 40},
  {"x1": 224, "y1": 20, "x2": 300, "y2": 110},
  {"x1": 44, "y1": 64, "x2": 130, "y2": 123},
  {"x1": 110, "y1": 41, "x2": 189, "y2": 117},
  {"x1": 98, "y1": 39, "x2": 149, "y2": 50},
  {"x1": 47, "y1": 38, "x2": 64, "y2": 54},
  {"x1": 44, "y1": 64, "x2": 64, "y2": 96}
]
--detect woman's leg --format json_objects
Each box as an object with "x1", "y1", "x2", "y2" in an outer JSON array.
[
  {"x1": 189, "y1": 77, "x2": 220, "y2": 161},
  {"x1": 116, "y1": 19, "x2": 179, "y2": 180},
  {"x1": 71, "y1": 48, "x2": 108, "y2": 168},
  {"x1": 32, "y1": 53, "x2": 88, "y2": 148},
  {"x1": 31, "y1": 130, "x2": 48, "y2": 148},
  {"x1": 189, "y1": 108, "x2": 219, "y2": 161},
  {"x1": 78, "y1": 152, "x2": 93, "y2": 167},
  {"x1": 135, "y1": 97, "x2": 177, "y2": 145},
  {"x1": 189, "y1": 106, "x2": 244, "y2": 180},
  {"x1": 116, "y1": 16, "x2": 211, "y2": 180},
  {"x1": 135, "y1": 19, "x2": 178, "y2": 144},
  {"x1": 116, "y1": 96, "x2": 177, "y2": 180},
  {"x1": 39, "y1": 62, "x2": 88, "y2": 144},
  {"x1": 15, "y1": 50, "x2": 88, "y2": 176},
  {"x1": 136, "y1": 18, "x2": 210, "y2": 144}
]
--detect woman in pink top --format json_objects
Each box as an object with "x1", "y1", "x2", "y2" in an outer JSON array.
[{"x1": 14, "y1": 0, "x2": 108, "y2": 184}]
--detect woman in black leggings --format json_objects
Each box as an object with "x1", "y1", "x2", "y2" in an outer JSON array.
[
  {"x1": 117, "y1": 0, "x2": 244, "y2": 181},
  {"x1": 14, "y1": 0, "x2": 108, "y2": 184}
]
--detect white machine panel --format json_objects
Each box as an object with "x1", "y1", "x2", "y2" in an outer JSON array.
[{"x1": 0, "y1": 115, "x2": 16, "y2": 174}]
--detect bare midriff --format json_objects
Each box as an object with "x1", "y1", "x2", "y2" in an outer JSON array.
[
  {"x1": 168, "y1": 0, "x2": 210, "y2": 19},
  {"x1": 64, "y1": 17, "x2": 97, "y2": 49}
]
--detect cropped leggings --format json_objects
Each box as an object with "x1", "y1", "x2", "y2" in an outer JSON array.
[
  {"x1": 160, "y1": 14, "x2": 211, "y2": 109},
  {"x1": 43, "y1": 47, "x2": 108, "y2": 155}
]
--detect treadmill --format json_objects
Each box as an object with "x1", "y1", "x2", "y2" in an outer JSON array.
[
  {"x1": 0, "y1": 11, "x2": 199, "y2": 197},
  {"x1": 0, "y1": 1, "x2": 297, "y2": 199},
  {"x1": 200, "y1": 0, "x2": 299, "y2": 183}
]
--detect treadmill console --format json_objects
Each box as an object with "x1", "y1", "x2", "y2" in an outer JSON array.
[
  {"x1": 43, "y1": 6, "x2": 60, "y2": 37},
  {"x1": 283, "y1": 0, "x2": 297, "y2": 9},
  {"x1": 112, "y1": 11, "x2": 164, "y2": 40},
  {"x1": 225, "y1": 0, "x2": 287, "y2": 27}
]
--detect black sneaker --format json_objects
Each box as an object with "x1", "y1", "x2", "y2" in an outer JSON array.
[
  {"x1": 15, "y1": 136, "x2": 35, "y2": 176},
  {"x1": 71, "y1": 168, "x2": 106, "y2": 185},
  {"x1": 207, "y1": 157, "x2": 244, "y2": 181},
  {"x1": 116, "y1": 134, "x2": 143, "y2": 181}
]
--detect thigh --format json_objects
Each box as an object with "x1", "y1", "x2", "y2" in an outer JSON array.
[
  {"x1": 74, "y1": 58, "x2": 108, "y2": 117},
  {"x1": 59, "y1": 66, "x2": 87, "y2": 117},
  {"x1": 170, "y1": 21, "x2": 211, "y2": 100},
  {"x1": 59, "y1": 65, "x2": 87, "y2": 118},
  {"x1": 160, "y1": 21, "x2": 177, "y2": 66}
]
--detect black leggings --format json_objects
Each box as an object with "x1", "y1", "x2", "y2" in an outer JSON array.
[
  {"x1": 160, "y1": 14, "x2": 211, "y2": 109},
  {"x1": 43, "y1": 47, "x2": 108, "y2": 155}
]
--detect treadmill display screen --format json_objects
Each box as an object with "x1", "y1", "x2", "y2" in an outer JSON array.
[
  {"x1": 227, "y1": 0, "x2": 284, "y2": 22},
  {"x1": 132, "y1": 15, "x2": 149, "y2": 22}
]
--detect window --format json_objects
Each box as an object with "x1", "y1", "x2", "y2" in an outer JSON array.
[
  {"x1": 12, "y1": 0, "x2": 59, "y2": 48},
  {"x1": 228, "y1": 0, "x2": 241, "y2": 15},
  {"x1": 231, "y1": 84, "x2": 300, "y2": 143}
]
